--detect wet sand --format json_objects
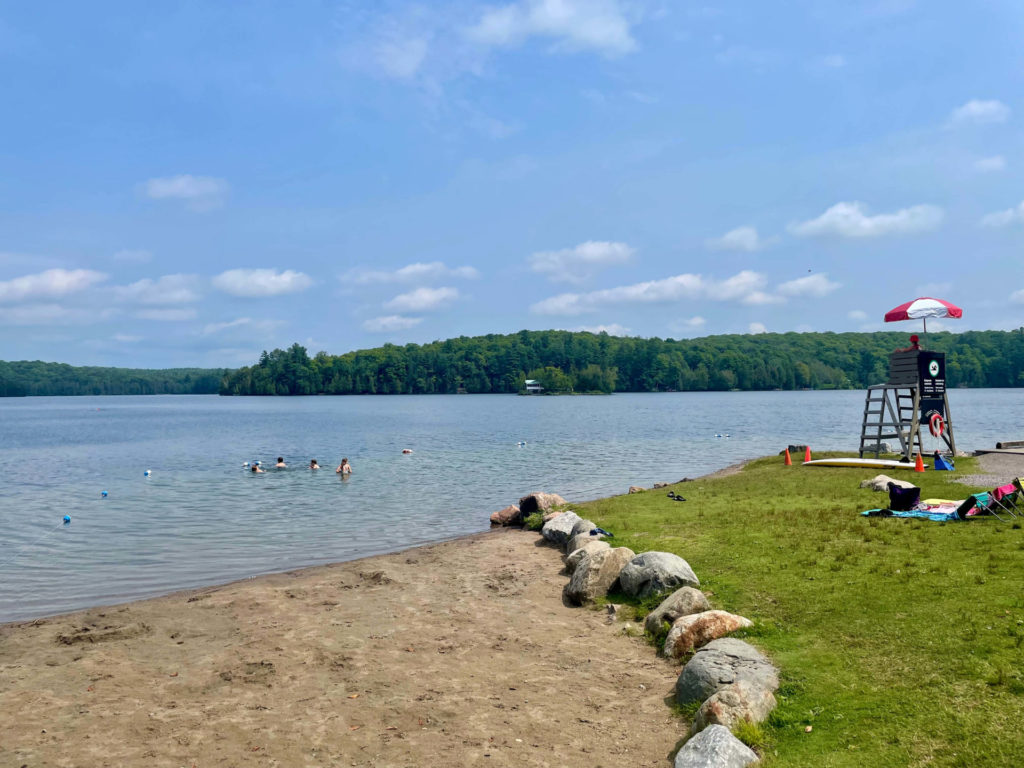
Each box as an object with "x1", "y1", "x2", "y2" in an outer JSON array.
[{"x1": 1, "y1": 528, "x2": 683, "y2": 768}]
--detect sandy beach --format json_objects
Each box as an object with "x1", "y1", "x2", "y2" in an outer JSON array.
[{"x1": 1, "y1": 528, "x2": 683, "y2": 768}]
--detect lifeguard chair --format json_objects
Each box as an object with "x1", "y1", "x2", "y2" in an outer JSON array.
[{"x1": 859, "y1": 348, "x2": 956, "y2": 460}]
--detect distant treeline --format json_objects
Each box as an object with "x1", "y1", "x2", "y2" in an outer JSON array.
[
  {"x1": 218, "y1": 328, "x2": 1024, "y2": 396},
  {"x1": 0, "y1": 360, "x2": 228, "y2": 397}
]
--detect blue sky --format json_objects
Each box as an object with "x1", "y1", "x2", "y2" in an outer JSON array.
[{"x1": 1, "y1": 1, "x2": 1022, "y2": 368}]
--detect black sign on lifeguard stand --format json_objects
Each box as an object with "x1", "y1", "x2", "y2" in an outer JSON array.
[{"x1": 859, "y1": 349, "x2": 956, "y2": 460}]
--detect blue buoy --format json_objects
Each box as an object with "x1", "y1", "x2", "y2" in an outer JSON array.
[
  {"x1": 63, "y1": 515, "x2": 71, "y2": 524},
  {"x1": 517, "y1": 441, "x2": 526, "y2": 446},
  {"x1": 144, "y1": 469, "x2": 152, "y2": 477},
  {"x1": 101, "y1": 490, "x2": 108, "y2": 497}
]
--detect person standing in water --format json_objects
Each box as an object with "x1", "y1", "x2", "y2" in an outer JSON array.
[
  {"x1": 275, "y1": 457, "x2": 287, "y2": 468},
  {"x1": 251, "y1": 464, "x2": 265, "y2": 474},
  {"x1": 309, "y1": 459, "x2": 320, "y2": 470},
  {"x1": 336, "y1": 458, "x2": 352, "y2": 475}
]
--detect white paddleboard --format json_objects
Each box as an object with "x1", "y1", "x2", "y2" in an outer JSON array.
[{"x1": 803, "y1": 458, "x2": 920, "y2": 469}]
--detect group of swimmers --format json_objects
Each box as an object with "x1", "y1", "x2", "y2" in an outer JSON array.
[{"x1": 249, "y1": 457, "x2": 351, "y2": 475}]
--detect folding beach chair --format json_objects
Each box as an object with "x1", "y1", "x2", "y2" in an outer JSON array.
[{"x1": 989, "y1": 479, "x2": 1023, "y2": 521}]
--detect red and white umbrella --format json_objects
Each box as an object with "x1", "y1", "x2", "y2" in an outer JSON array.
[{"x1": 884, "y1": 296, "x2": 963, "y2": 333}]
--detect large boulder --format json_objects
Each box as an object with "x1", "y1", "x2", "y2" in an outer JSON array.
[
  {"x1": 565, "y1": 540, "x2": 610, "y2": 573},
  {"x1": 860, "y1": 474, "x2": 915, "y2": 492},
  {"x1": 691, "y1": 679, "x2": 777, "y2": 735},
  {"x1": 541, "y1": 511, "x2": 582, "y2": 548},
  {"x1": 564, "y1": 547, "x2": 635, "y2": 605},
  {"x1": 675, "y1": 638, "x2": 779, "y2": 706},
  {"x1": 628, "y1": 485, "x2": 645, "y2": 494},
  {"x1": 644, "y1": 587, "x2": 710, "y2": 635},
  {"x1": 489, "y1": 505, "x2": 522, "y2": 526},
  {"x1": 619, "y1": 552, "x2": 700, "y2": 599},
  {"x1": 569, "y1": 518, "x2": 597, "y2": 538},
  {"x1": 674, "y1": 724, "x2": 759, "y2": 768},
  {"x1": 519, "y1": 492, "x2": 568, "y2": 516},
  {"x1": 565, "y1": 531, "x2": 603, "y2": 557},
  {"x1": 664, "y1": 611, "x2": 754, "y2": 659}
]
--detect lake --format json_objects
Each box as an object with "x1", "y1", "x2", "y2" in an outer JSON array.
[{"x1": 0, "y1": 389, "x2": 1019, "y2": 622}]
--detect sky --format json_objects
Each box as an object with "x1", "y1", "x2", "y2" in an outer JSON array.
[{"x1": 1, "y1": 1, "x2": 1023, "y2": 368}]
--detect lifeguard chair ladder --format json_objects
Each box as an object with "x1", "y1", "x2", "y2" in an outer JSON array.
[{"x1": 859, "y1": 350, "x2": 956, "y2": 461}]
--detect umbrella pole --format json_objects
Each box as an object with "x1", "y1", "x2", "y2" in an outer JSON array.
[{"x1": 923, "y1": 317, "x2": 927, "y2": 345}]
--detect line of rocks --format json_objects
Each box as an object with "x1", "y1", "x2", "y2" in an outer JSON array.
[{"x1": 490, "y1": 491, "x2": 780, "y2": 768}]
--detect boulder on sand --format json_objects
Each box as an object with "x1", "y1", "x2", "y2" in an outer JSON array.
[
  {"x1": 675, "y1": 638, "x2": 779, "y2": 706},
  {"x1": 663, "y1": 610, "x2": 753, "y2": 659},
  {"x1": 564, "y1": 547, "x2": 635, "y2": 605},
  {"x1": 691, "y1": 679, "x2": 777, "y2": 735},
  {"x1": 519, "y1": 492, "x2": 568, "y2": 516},
  {"x1": 673, "y1": 724, "x2": 759, "y2": 768},
  {"x1": 541, "y1": 511, "x2": 582, "y2": 548},
  {"x1": 644, "y1": 587, "x2": 711, "y2": 635},
  {"x1": 628, "y1": 486, "x2": 645, "y2": 494},
  {"x1": 565, "y1": 531, "x2": 603, "y2": 557},
  {"x1": 565, "y1": 540, "x2": 610, "y2": 573},
  {"x1": 489, "y1": 505, "x2": 522, "y2": 526},
  {"x1": 619, "y1": 552, "x2": 700, "y2": 599}
]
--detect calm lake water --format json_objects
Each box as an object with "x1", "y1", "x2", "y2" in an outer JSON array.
[{"x1": 1, "y1": 390, "x2": 1020, "y2": 622}]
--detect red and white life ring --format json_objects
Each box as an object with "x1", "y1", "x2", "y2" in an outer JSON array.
[{"x1": 929, "y1": 412, "x2": 945, "y2": 438}]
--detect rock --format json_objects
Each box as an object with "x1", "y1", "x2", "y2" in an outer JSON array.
[
  {"x1": 541, "y1": 511, "x2": 582, "y2": 548},
  {"x1": 619, "y1": 551, "x2": 700, "y2": 599},
  {"x1": 565, "y1": 531, "x2": 603, "y2": 557},
  {"x1": 860, "y1": 474, "x2": 916, "y2": 492},
  {"x1": 653, "y1": 482, "x2": 669, "y2": 489},
  {"x1": 628, "y1": 485, "x2": 645, "y2": 494},
  {"x1": 692, "y1": 679, "x2": 777, "y2": 734},
  {"x1": 674, "y1": 724, "x2": 759, "y2": 768},
  {"x1": 664, "y1": 611, "x2": 754, "y2": 659},
  {"x1": 519, "y1": 492, "x2": 568, "y2": 516},
  {"x1": 489, "y1": 505, "x2": 522, "y2": 526},
  {"x1": 644, "y1": 587, "x2": 711, "y2": 635},
  {"x1": 606, "y1": 603, "x2": 623, "y2": 622},
  {"x1": 542, "y1": 511, "x2": 565, "y2": 523},
  {"x1": 564, "y1": 547, "x2": 635, "y2": 605},
  {"x1": 569, "y1": 518, "x2": 597, "y2": 538},
  {"x1": 675, "y1": 638, "x2": 779, "y2": 706},
  {"x1": 861, "y1": 442, "x2": 892, "y2": 454},
  {"x1": 565, "y1": 540, "x2": 610, "y2": 573}
]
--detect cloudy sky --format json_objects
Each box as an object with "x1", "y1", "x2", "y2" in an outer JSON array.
[{"x1": 1, "y1": 1, "x2": 1022, "y2": 367}]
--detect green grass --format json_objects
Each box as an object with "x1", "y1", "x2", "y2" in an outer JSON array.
[{"x1": 575, "y1": 454, "x2": 1024, "y2": 768}]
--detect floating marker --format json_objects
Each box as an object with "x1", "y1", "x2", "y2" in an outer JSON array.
[
  {"x1": 101, "y1": 490, "x2": 108, "y2": 497},
  {"x1": 144, "y1": 470, "x2": 152, "y2": 477},
  {"x1": 243, "y1": 462, "x2": 250, "y2": 467},
  {"x1": 63, "y1": 515, "x2": 71, "y2": 525},
  {"x1": 517, "y1": 441, "x2": 526, "y2": 446}
]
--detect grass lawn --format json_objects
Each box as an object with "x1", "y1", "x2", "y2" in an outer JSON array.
[{"x1": 574, "y1": 454, "x2": 1024, "y2": 768}]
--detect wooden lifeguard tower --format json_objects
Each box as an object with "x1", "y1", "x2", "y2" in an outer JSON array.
[{"x1": 859, "y1": 348, "x2": 956, "y2": 460}]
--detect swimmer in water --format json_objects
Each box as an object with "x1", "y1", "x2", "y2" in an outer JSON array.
[
  {"x1": 275, "y1": 457, "x2": 287, "y2": 468},
  {"x1": 309, "y1": 459, "x2": 320, "y2": 470},
  {"x1": 336, "y1": 458, "x2": 352, "y2": 475},
  {"x1": 251, "y1": 464, "x2": 265, "y2": 473}
]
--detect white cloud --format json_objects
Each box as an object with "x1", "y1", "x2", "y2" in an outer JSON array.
[
  {"x1": 973, "y1": 155, "x2": 1006, "y2": 172},
  {"x1": 528, "y1": 240, "x2": 635, "y2": 284},
  {"x1": 748, "y1": 322, "x2": 768, "y2": 334},
  {"x1": 575, "y1": 323, "x2": 631, "y2": 336},
  {"x1": 789, "y1": 201, "x2": 943, "y2": 238},
  {"x1": 950, "y1": 99, "x2": 1010, "y2": 125},
  {"x1": 135, "y1": 308, "x2": 198, "y2": 322},
  {"x1": 529, "y1": 269, "x2": 776, "y2": 316},
  {"x1": 777, "y1": 273, "x2": 840, "y2": 298},
  {"x1": 351, "y1": 261, "x2": 480, "y2": 285},
  {"x1": 821, "y1": 54, "x2": 845, "y2": 68},
  {"x1": 375, "y1": 35, "x2": 430, "y2": 79},
  {"x1": 201, "y1": 317, "x2": 279, "y2": 336},
  {"x1": 916, "y1": 282, "x2": 952, "y2": 297},
  {"x1": 980, "y1": 201, "x2": 1024, "y2": 228},
  {"x1": 847, "y1": 310, "x2": 868, "y2": 321},
  {"x1": 363, "y1": 314, "x2": 423, "y2": 332},
  {"x1": 383, "y1": 286, "x2": 459, "y2": 312},
  {"x1": 113, "y1": 334, "x2": 143, "y2": 343},
  {"x1": 467, "y1": 0, "x2": 637, "y2": 57},
  {"x1": 212, "y1": 269, "x2": 313, "y2": 297},
  {"x1": 0, "y1": 303, "x2": 113, "y2": 326},
  {"x1": 141, "y1": 174, "x2": 229, "y2": 211},
  {"x1": 0, "y1": 268, "x2": 107, "y2": 303},
  {"x1": 705, "y1": 226, "x2": 771, "y2": 252},
  {"x1": 114, "y1": 274, "x2": 201, "y2": 305},
  {"x1": 112, "y1": 249, "x2": 153, "y2": 263}
]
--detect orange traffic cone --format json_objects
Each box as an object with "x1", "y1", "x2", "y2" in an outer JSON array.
[
  {"x1": 804, "y1": 446, "x2": 812, "y2": 463},
  {"x1": 784, "y1": 448, "x2": 792, "y2": 466},
  {"x1": 914, "y1": 453, "x2": 925, "y2": 472}
]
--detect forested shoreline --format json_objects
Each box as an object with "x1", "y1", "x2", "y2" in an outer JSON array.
[
  {"x1": 218, "y1": 329, "x2": 1024, "y2": 396},
  {"x1": 0, "y1": 360, "x2": 227, "y2": 397}
]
